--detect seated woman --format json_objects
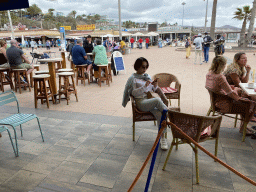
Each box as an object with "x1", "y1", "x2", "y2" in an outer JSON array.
[
  {"x1": 205, "y1": 56, "x2": 256, "y2": 135},
  {"x1": 92, "y1": 39, "x2": 109, "y2": 77},
  {"x1": 122, "y1": 57, "x2": 171, "y2": 150},
  {"x1": 0, "y1": 40, "x2": 10, "y2": 68},
  {"x1": 223, "y1": 52, "x2": 250, "y2": 87}
]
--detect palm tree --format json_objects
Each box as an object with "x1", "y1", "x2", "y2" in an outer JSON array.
[
  {"x1": 210, "y1": 0, "x2": 218, "y2": 40},
  {"x1": 247, "y1": 0, "x2": 256, "y2": 46},
  {"x1": 233, "y1": 5, "x2": 251, "y2": 47}
]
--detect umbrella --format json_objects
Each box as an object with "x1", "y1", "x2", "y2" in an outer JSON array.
[{"x1": 134, "y1": 32, "x2": 144, "y2": 36}]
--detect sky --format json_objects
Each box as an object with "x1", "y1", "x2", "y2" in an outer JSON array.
[{"x1": 29, "y1": 0, "x2": 253, "y2": 28}]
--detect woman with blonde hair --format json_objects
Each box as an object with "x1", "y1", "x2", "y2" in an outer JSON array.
[
  {"x1": 223, "y1": 52, "x2": 250, "y2": 87},
  {"x1": 205, "y1": 56, "x2": 256, "y2": 135},
  {"x1": 0, "y1": 39, "x2": 9, "y2": 68}
]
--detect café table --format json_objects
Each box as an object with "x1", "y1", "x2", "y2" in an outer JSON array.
[
  {"x1": 61, "y1": 51, "x2": 67, "y2": 68},
  {"x1": 239, "y1": 83, "x2": 256, "y2": 96},
  {"x1": 38, "y1": 58, "x2": 63, "y2": 102}
]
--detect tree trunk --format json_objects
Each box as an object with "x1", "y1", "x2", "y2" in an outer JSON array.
[
  {"x1": 240, "y1": 18, "x2": 247, "y2": 47},
  {"x1": 210, "y1": 0, "x2": 218, "y2": 40},
  {"x1": 246, "y1": 0, "x2": 256, "y2": 47}
]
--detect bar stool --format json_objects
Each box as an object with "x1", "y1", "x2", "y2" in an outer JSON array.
[
  {"x1": 33, "y1": 74, "x2": 54, "y2": 108},
  {"x1": 11, "y1": 69, "x2": 31, "y2": 94},
  {"x1": 55, "y1": 61, "x2": 62, "y2": 72},
  {"x1": 35, "y1": 71, "x2": 49, "y2": 75},
  {"x1": 33, "y1": 65, "x2": 40, "y2": 71},
  {"x1": 76, "y1": 65, "x2": 90, "y2": 86},
  {"x1": 0, "y1": 68, "x2": 14, "y2": 92},
  {"x1": 108, "y1": 62, "x2": 112, "y2": 83},
  {"x1": 58, "y1": 72, "x2": 78, "y2": 105},
  {"x1": 57, "y1": 68, "x2": 73, "y2": 73},
  {"x1": 98, "y1": 65, "x2": 110, "y2": 87}
]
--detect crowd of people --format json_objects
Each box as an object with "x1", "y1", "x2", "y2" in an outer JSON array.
[{"x1": 185, "y1": 32, "x2": 226, "y2": 65}]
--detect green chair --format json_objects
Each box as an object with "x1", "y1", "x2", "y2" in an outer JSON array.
[
  {"x1": 0, "y1": 126, "x2": 17, "y2": 156},
  {"x1": 0, "y1": 91, "x2": 44, "y2": 157}
]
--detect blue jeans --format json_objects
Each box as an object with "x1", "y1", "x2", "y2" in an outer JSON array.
[
  {"x1": 204, "y1": 46, "x2": 210, "y2": 62},
  {"x1": 131, "y1": 43, "x2": 133, "y2": 49},
  {"x1": 146, "y1": 43, "x2": 149, "y2": 49}
]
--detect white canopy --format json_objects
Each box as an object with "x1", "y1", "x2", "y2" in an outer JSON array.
[
  {"x1": 134, "y1": 32, "x2": 144, "y2": 36},
  {"x1": 103, "y1": 34, "x2": 114, "y2": 37},
  {"x1": 146, "y1": 32, "x2": 159, "y2": 36},
  {"x1": 122, "y1": 32, "x2": 132, "y2": 36}
]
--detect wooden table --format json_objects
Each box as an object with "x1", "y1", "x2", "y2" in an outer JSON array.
[
  {"x1": 38, "y1": 58, "x2": 63, "y2": 100},
  {"x1": 61, "y1": 52, "x2": 67, "y2": 68},
  {"x1": 239, "y1": 83, "x2": 256, "y2": 96}
]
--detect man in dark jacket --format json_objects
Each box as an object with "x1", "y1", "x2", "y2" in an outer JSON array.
[
  {"x1": 83, "y1": 35, "x2": 93, "y2": 60},
  {"x1": 66, "y1": 39, "x2": 75, "y2": 60},
  {"x1": 203, "y1": 32, "x2": 213, "y2": 63}
]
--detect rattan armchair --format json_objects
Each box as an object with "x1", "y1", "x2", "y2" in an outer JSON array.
[
  {"x1": 162, "y1": 110, "x2": 222, "y2": 184},
  {"x1": 130, "y1": 96, "x2": 156, "y2": 141},
  {"x1": 206, "y1": 89, "x2": 251, "y2": 142},
  {"x1": 153, "y1": 73, "x2": 181, "y2": 107}
]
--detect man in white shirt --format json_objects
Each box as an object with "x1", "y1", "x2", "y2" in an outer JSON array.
[
  {"x1": 30, "y1": 39, "x2": 37, "y2": 52},
  {"x1": 193, "y1": 33, "x2": 204, "y2": 65}
]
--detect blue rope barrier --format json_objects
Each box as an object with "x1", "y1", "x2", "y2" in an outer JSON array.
[{"x1": 144, "y1": 109, "x2": 168, "y2": 192}]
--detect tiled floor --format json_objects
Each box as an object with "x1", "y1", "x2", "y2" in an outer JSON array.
[{"x1": 0, "y1": 108, "x2": 256, "y2": 192}]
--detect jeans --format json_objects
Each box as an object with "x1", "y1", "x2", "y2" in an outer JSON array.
[
  {"x1": 203, "y1": 46, "x2": 210, "y2": 62},
  {"x1": 131, "y1": 43, "x2": 133, "y2": 49},
  {"x1": 146, "y1": 43, "x2": 149, "y2": 49},
  {"x1": 139, "y1": 43, "x2": 142, "y2": 49}
]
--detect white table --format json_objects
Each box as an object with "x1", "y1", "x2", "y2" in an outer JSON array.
[{"x1": 239, "y1": 83, "x2": 256, "y2": 96}]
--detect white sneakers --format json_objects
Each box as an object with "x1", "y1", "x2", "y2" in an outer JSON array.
[{"x1": 160, "y1": 137, "x2": 168, "y2": 150}]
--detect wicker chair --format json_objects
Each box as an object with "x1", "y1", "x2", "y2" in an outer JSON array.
[
  {"x1": 207, "y1": 89, "x2": 251, "y2": 142},
  {"x1": 162, "y1": 110, "x2": 222, "y2": 184},
  {"x1": 130, "y1": 96, "x2": 156, "y2": 141},
  {"x1": 153, "y1": 73, "x2": 181, "y2": 107}
]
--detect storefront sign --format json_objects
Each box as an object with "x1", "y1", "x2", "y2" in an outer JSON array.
[
  {"x1": 61, "y1": 26, "x2": 71, "y2": 31},
  {"x1": 76, "y1": 24, "x2": 95, "y2": 30}
]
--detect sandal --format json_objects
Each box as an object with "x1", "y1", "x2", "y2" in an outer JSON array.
[{"x1": 239, "y1": 128, "x2": 254, "y2": 136}]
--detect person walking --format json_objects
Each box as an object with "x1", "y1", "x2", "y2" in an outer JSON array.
[
  {"x1": 30, "y1": 39, "x2": 37, "y2": 52},
  {"x1": 46, "y1": 40, "x2": 51, "y2": 50},
  {"x1": 130, "y1": 37, "x2": 135, "y2": 49},
  {"x1": 203, "y1": 32, "x2": 213, "y2": 63},
  {"x1": 185, "y1": 37, "x2": 191, "y2": 59},
  {"x1": 145, "y1": 37, "x2": 150, "y2": 49},
  {"x1": 193, "y1": 33, "x2": 204, "y2": 65},
  {"x1": 138, "y1": 38, "x2": 143, "y2": 49}
]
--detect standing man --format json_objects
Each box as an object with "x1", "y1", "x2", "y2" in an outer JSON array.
[
  {"x1": 145, "y1": 37, "x2": 150, "y2": 49},
  {"x1": 138, "y1": 38, "x2": 143, "y2": 49},
  {"x1": 72, "y1": 39, "x2": 92, "y2": 78},
  {"x1": 203, "y1": 32, "x2": 213, "y2": 63},
  {"x1": 103, "y1": 37, "x2": 111, "y2": 57},
  {"x1": 30, "y1": 39, "x2": 37, "y2": 52},
  {"x1": 46, "y1": 40, "x2": 51, "y2": 50},
  {"x1": 130, "y1": 37, "x2": 134, "y2": 49},
  {"x1": 83, "y1": 35, "x2": 93, "y2": 61},
  {"x1": 193, "y1": 33, "x2": 204, "y2": 65},
  {"x1": 7, "y1": 40, "x2": 34, "y2": 82}
]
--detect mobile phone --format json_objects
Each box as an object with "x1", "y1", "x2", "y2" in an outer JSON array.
[{"x1": 151, "y1": 78, "x2": 159, "y2": 84}]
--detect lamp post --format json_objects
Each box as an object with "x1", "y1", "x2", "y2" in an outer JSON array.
[
  {"x1": 118, "y1": 0, "x2": 122, "y2": 40},
  {"x1": 8, "y1": 10, "x2": 15, "y2": 39},
  {"x1": 182, "y1": 2, "x2": 186, "y2": 27},
  {"x1": 204, "y1": 0, "x2": 209, "y2": 32}
]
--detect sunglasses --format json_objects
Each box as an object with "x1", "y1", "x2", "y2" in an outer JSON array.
[{"x1": 141, "y1": 66, "x2": 148, "y2": 69}]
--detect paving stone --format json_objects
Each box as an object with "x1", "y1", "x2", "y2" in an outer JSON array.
[
  {"x1": 0, "y1": 167, "x2": 17, "y2": 184},
  {"x1": 19, "y1": 141, "x2": 52, "y2": 155},
  {"x1": 54, "y1": 133, "x2": 89, "y2": 149},
  {"x1": 1, "y1": 170, "x2": 47, "y2": 192},
  {"x1": 46, "y1": 161, "x2": 90, "y2": 184},
  {"x1": 229, "y1": 173, "x2": 256, "y2": 192},
  {"x1": 192, "y1": 185, "x2": 234, "y2": 192},
  {"x1": 79, "y1": 153, "x2": 129, "y2": 188}
]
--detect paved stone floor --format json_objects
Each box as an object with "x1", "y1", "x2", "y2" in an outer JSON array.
[{"x1": 0, "y1": 45, "x2": 256, "y2": 191}]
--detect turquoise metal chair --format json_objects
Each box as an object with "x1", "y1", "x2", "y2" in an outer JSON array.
[
  {"x1": 0, "y1": 91, "x2": 44, "y2": 157},
  {"x1": 0, "y1": 126, "x2": 17, "y2": 156}
]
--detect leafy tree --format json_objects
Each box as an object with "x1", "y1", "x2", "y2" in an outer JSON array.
[
  {"x1": 26, "y1": 4, "x2": 42, "y2": 18},
  {"x1": 48, "y1": 8, "x2": 55, "y2": 17},
  {"x1": 233, "y1": 5, "x2": 251, "y2": 47},
  {"x1": 68, "y1": 10, "x2": 77, "y2": 19}
]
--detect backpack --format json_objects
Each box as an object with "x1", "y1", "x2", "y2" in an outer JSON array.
[{"x1": 185, "y1": 41, "x2": 189, "y2": 48}]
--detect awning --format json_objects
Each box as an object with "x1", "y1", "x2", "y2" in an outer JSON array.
[{"x1": 0, "y1": 30, "x2": 61, "y2": 38}]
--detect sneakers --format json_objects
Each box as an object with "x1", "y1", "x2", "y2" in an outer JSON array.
[
  {"x1": 20, "y1": 76, "x2": 27, "y2": 84},
  {"x1": 160, "y1": 137, "x2": 168, "y2": 151}
]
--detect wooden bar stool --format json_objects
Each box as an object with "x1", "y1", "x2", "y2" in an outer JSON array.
[
  {"x1": 108, "y1": 62, "x2": 112, "y2": 83},
  {"x1": 58, "y1": 72, "x2": 78, "y2": 105},
  {"x1": 35, "y1": 71, "x2": 49, "y2": 75},
  {"x1": 57, "y1": 68, "x2": 73, "y2": 73},
  {"x1": 33, "y1": 74, "x2": 54, "y2": 108},
  {"x1": 76, "y1": 64, "x2": 90, "y2": 86},
  {"x1": 33, "y1": 65, "x2": 40, "y2": 71},
  {"x1": 98, "y1": 65, "x2": 110, "y2": 87},
  {"x1": 0, "y1": 68, "x2": 14, "y2": 92},
  {"x1": 11, "y1": 69, "x2": 31, "y2": 94}
]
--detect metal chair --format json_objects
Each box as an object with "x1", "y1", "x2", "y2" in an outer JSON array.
[{"x1": 0, "y1": 126, "x2": 17, "y2": 156}]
